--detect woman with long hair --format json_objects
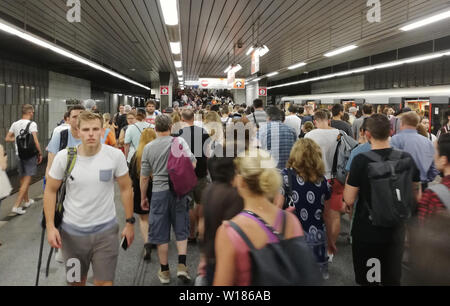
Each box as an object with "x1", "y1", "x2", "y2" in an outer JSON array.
[
  {"x1": 213, "y1": 149, "x2": 304, "y2": 286},
  {"x1": 102, "y1": 113, "x2": 117, "y2": 147},
  {"x1": 129, "y1": 128, "x2": 157, "y2": 260},
  {"x1": 275, "y1": 138, "x2": 331, "y2": 279}
]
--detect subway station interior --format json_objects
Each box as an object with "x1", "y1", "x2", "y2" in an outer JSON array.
[{"x1": 0, "y1": 0, "x2": 449, "y2": 288}]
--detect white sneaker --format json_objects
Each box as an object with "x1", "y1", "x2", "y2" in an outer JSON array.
[
  {"x1": 12, "y1": 207, "x2": 26, "y2": 215},
  {"x1": 327, "y1": 253, "x2": 334, "y2": 263},
  {"x1": 55, "y1": 249, "x2": 64, "y2": 263},
  {"x1": 23, "y1": 199, "x2": 35, "y2": 208}
]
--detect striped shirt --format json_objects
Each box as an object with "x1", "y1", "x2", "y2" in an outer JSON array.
[{"x1": 258, "y1": 121, "x2": 297, "y2": 170}]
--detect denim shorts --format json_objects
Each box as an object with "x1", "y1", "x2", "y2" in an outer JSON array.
[{"x1": 148, "y1": 190, "x2": 190, "y2": 245}]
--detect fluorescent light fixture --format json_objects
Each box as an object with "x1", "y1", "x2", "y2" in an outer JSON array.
[
  {"x1": 400, "y1": 9, "x2": 450, "y2": 31},
  {"x1": 159, "y1": 0, "x2": 179, "y2": 26},
  {"x1": 224, "y1": 65, "x2": 232, "y2": 74},
  {"x1": 324, "y1": 45, "x2": 358, "y2": 57},
  {"x1": 288, "y1": 62, "x2": 307, "y2": 70},
  {"x1": 246, "y1": 46, "x2": 254, "y2": 56},
  {"x1": 267, "y1": 72, "x2": 279, "y2": 77},
  {"x1": 174, "y1": 61, "x2": 182, "y2": 68},
  {"x1": 253, "y1": 77, "x2": 262, "y2": 82},
  {"x1": 170, "y1": 42, "x2": 181, "y2": 54},
  {"x1": 257, "y1": 45, "x2": 270, "y2": 57},
  {"x1": 0, "y1": 19, "x2": 150, "y2": 91},
  {"x1": 177, "y1": 71, "x2": 183, "y2": 76},
  {"x1": 232, "y1": 64, "x2": 242, "y2": 73},
  {"x1": 268, "y1": 49, "x2": 450, "y2": 90}
]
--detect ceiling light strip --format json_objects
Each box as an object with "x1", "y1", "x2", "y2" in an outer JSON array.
[
  {"x1": 400, "y1": 9, "x2": 450, "y2": 31},
  {"x1": 268, "y1": 50, "x2": 450, "y2": 90},
  {"x1": 0, "y1": 19, "x2": 150, "y2": 90}
]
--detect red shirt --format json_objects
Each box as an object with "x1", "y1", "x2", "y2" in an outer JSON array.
[{"x1": 418, "y1": 175, "x2": 450, "y2": 224}]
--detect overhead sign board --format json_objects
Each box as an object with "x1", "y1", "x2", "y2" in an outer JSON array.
[
  {"x1": 251, "y1": 51, "x2": 260, "y2": 74},
  {"x1": 234, "y1": 79, "x2": 245, "y2": 89}
]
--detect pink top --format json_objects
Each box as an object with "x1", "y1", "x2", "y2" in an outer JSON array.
[{"x1": 223, "y1": 210, "x2": 304, "y2": 286}]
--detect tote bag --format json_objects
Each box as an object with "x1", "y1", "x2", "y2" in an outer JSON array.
[{"x1": 0, "y1": 169, "x2": 12, "y2": 200}]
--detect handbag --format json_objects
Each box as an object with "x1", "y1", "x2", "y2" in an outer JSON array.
[{"x1": 0, "y1": 169, "x2": 12, "y2": 200}]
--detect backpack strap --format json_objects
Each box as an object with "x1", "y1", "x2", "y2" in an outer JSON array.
[
  {"x1": 331, "y1": 133, "x2": 342, "y2": 177},
  {"x1": 228, "y1": 221, "x2": 256, "y2": 250},
  {"x1": 59, "y1": 129, "x2": 69, "y2": 151},
  {"x1": 241, "y1": 210, "x2": 284, "y2": 240},
  {"x1": 64, "y1": 148, "x2": 77, "y2": 180},
  {"x1": 252, "y1": 112, "x2": 260, "y2": 129},
  {"x1": 25, "y1": 121, "x2": 33, "y2": 133},
  {"x1": 428, "y1": 184, "x2": 450, "y2": 209}
]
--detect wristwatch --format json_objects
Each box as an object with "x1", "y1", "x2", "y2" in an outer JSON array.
[{"x1": 126, "y1": 217, "x2": 136, "y2": 225}]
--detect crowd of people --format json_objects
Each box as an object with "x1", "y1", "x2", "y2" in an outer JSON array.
[{"x1": 1, "y1": 95, "x2": 449, "y2": 286}]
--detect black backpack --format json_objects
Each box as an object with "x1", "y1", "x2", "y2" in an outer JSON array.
[
  {"x1": 229, "y1": 210, "x2": 322, "y2": 286},
  {"x1": 362, "y1": 150, "x2": 415, "y2": 228},
  {"x1": 59, "y1": 129, "x2": 70, "y2": 151},
  {"x1": 16, "y1": 121, "x2": 38, "y2": 160}
]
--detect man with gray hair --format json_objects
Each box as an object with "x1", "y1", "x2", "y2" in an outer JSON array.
[{"x1": 140, "y1": 114, "x2": 196, "y2": 284}]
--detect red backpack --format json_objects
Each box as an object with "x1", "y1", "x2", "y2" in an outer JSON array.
[{"x1": 167, "y1": 137, "x2": 197, "y2": 198}]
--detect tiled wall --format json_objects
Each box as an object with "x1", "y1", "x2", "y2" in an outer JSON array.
[
  {"x1": 0, "y1": 59, "x2": 49, "y2": 171},
  {"x1": 48, "y1": 71, "x2": 91, "y2": 135}
]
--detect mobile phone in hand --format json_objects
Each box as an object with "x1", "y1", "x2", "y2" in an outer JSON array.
[{"x1": 120, "y1": 236, "x2": 128, "y2": 251}]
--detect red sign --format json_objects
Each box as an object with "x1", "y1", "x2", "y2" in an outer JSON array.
[
  {"x1": 160, "y1": 86, "x2": 169, "y2": 95},
  {"x1": 259, "y1": 87, "x2": 267, "y2": 96},
  {"x1": 201, "y1": 80, "x2": 209, "y2": 88}
]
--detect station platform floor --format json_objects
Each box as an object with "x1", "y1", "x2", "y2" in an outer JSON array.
[{"x1": 0, "y1": 178, "x2": 358, "y2": 286}]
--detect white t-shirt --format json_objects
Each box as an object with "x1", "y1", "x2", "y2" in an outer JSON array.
[
  {"x1": 9, "y1": 119, "x2": 38, "y2": 155},
  {"x1": 52, "y1": 123, "x2": 70, "y2": 137},
  {"x1": 305, "y1": 128, "x2": 339, "y2": 180},
  {"x1": 284, "y1": 115, "x2": 302, "y2": 138},
  {"x1": 49, "y1": 144, "x2": 129, "y2": 228}
]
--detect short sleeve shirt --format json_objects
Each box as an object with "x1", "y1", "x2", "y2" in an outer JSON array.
[
  {"x1": 49, "y1": 144, "x2": 129, "y2": 228},
  {"x1": 9, "y1": 119, "x2": 38, "y2": 155}
]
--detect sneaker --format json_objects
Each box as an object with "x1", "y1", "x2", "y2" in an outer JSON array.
[
  {"x1": 327, "y1": 253, "x2": 334, "y2": 263},
  {"x1": 55, "y1": 249, "x2": 64, "y2": 264},
  {"x1": 11, "y1": 207, "x2": 26, "y2": 215},
  {"x1": 143, "y1": 243, "x2": 152, "y2": 261},
  {"x1": 158, "y1": 269, "x2": 170, "y2": 284},
  {"x1": 177, "y1": 264, "x2": 191, "y2": 283},
  {"x1": 23, "y1": 199, "x2": 35, "y2": 208}
]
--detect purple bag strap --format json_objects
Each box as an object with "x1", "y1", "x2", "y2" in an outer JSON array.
[{"x1": 239, "y1": 210, "x2": 284, "y2": 243}]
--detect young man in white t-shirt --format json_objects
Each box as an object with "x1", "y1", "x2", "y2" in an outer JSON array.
[
  {"x1": 305, "y1": 109, "x2": 342, "y2": 261},
  {"x1": 5, "y1": 104, "x2": 43, "y2": 215},
  {"x1": 145, "y1": 100, "x2": 159, "y2": 127},
  {"x1": 284, "y1": 104, "x2": 302, "y2": 138},
  {"x1": 44, "y1": 111, "x2": 134, "y2": 286}
]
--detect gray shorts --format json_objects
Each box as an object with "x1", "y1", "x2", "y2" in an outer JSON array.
[
  {"x1": 148, "y1": 190, "x2": 190, "y2": 245},
  {"x1": 16, "y1": 155, "x2": 37, "y2": 177},
  {"x1": 61, "y1": 223, "x2": 120, "y2": 282}
]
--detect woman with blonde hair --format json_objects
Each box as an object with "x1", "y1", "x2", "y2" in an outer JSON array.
[
  {"x1": 275, "y1": 138, "x2": 331, "y2": 279},
  {"x1": 129, "y1": 128, "x2": 157, "y2": 260},
  {"x1": 204, "y1": 111, "x2": 224, "y2": 145},
  {"x1": 213, "y1": 149, "x2": 305, "y2": 286}
]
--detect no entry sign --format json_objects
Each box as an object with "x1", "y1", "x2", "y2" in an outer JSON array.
[
  {"x1": 259, "y1": 87, "x2": 267, "y2": 96},
  {"x1": 160, "y1": 86, "x2": 169, "y2": 95}
]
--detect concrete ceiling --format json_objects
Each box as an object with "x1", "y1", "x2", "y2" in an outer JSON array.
[{"x1": 1, "y1": 0, "x2": 450, "y2": 86}]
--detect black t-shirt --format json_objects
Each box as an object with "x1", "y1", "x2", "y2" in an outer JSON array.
[
  {"x1": 179, "y1": 125, "x2": 210, "y2": 179},
  {"x1": 347, "y1": 148, "x2": 421, "y2": 244},
  {"x1": 331, "y1": 120, "x2": 352, "y2": 137}
]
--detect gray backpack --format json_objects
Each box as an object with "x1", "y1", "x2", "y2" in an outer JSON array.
[{"x1": 332, "y1": 130, "x2": 359, "y2": 185}]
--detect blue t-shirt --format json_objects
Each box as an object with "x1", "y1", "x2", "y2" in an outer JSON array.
[{"x1": 345, "y1": 142, "x2": 372, "y2": 172}]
